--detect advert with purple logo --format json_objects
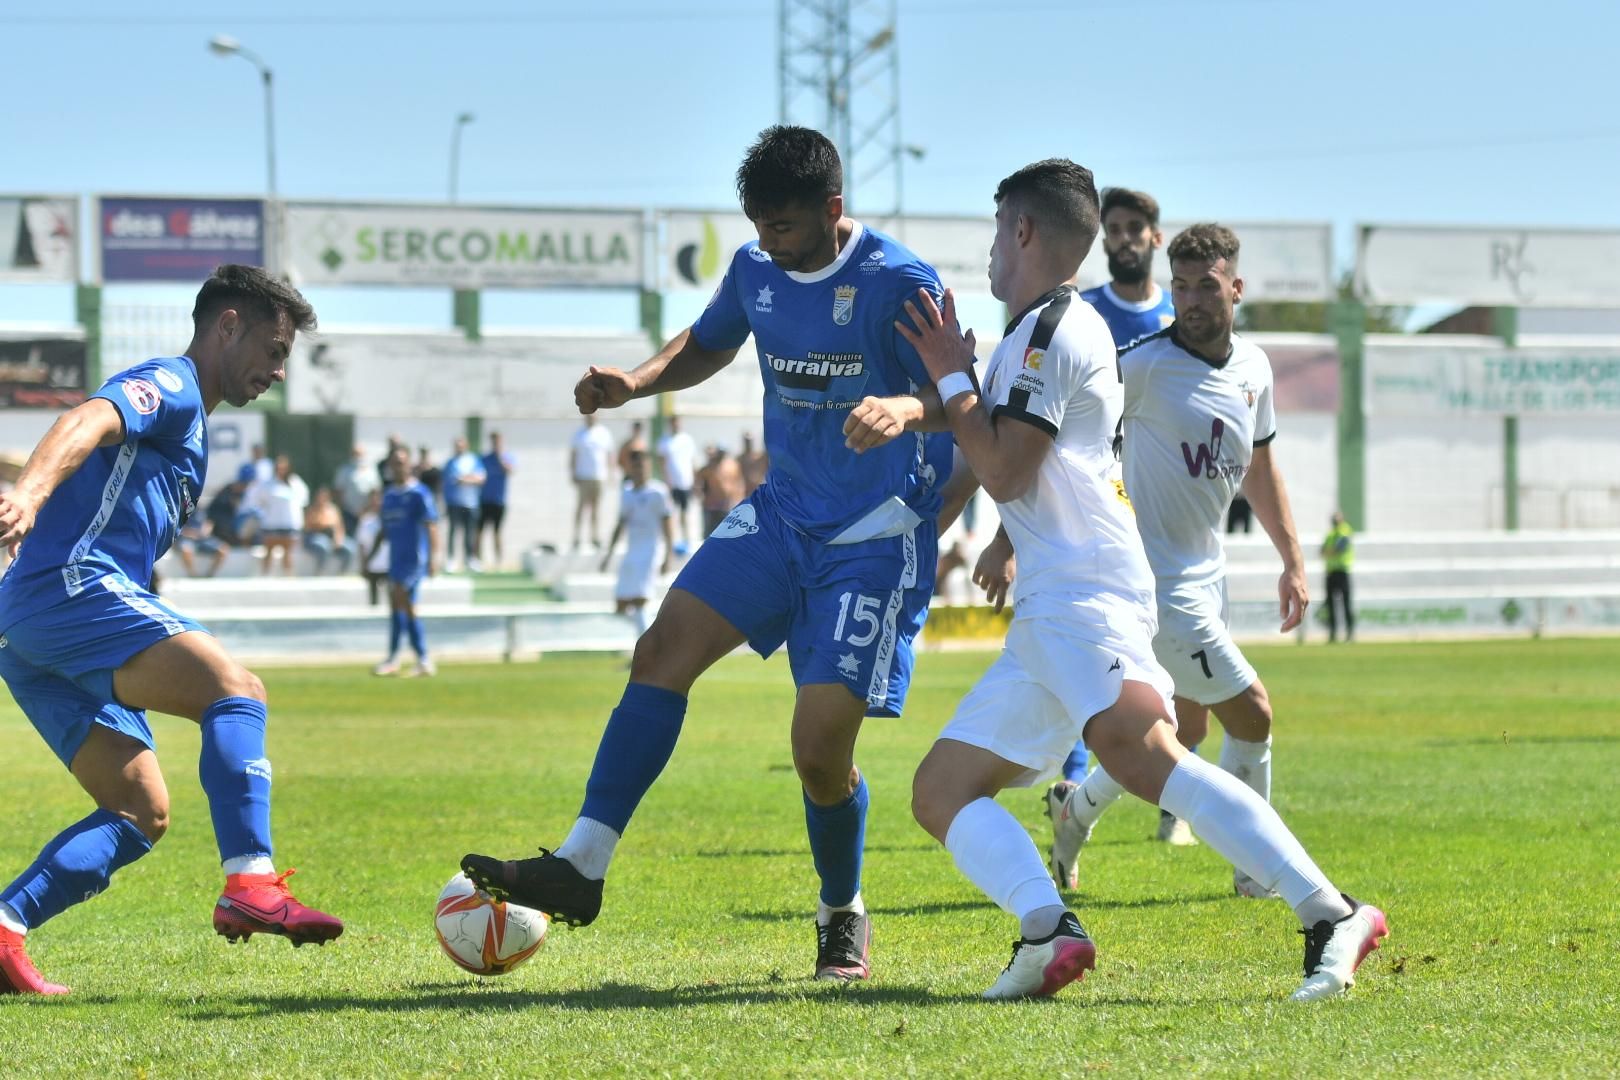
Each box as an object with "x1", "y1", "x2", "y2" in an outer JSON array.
[{"x1": 100, "y1": 197, "x2": 263, "y2": 281}]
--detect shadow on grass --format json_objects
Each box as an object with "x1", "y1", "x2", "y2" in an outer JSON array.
[
  {"x1": 175, "y1": 976, "x2": 979, "y2": 1018},
  {"x1": 692, "y1": 843, "x2": 937, "y2": 859},
  {"x1": 1424, "y1": 734, "x2": 1620, "y2": 747},
  {"x1": 731, "y1": 890, "x2": 1231, "y2": 923}
]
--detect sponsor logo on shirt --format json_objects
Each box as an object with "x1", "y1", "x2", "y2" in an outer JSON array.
[
  {"x1": 154, "y1": 368, "x2": 184, "y2": 393},
  {"x1": 833, "y1": 285, "x2": 857, "y2": 325},
  {"x1": 122, "y1": 377, "x2": 162, "y2": 414},
  {"x1": 859, "y1": 250, "x2": 886, "y2": 274},
  {"x1": 755, "y1": 285, "x2": 774, "y2": 313},
  {"x1": 765, "y1": 351, "x2": 867, "y2": 391},
  {"x1": 748, "y1": 246, "x2": 771, "y2": 263},
  {"x1": 1181, "y1": 417, "x2": 1246, "y2": 481},
  {"x1": 1022, "y1": 348, "x2": 1044, "y2": 371},
  {"x1": 711, "y1": 502, "x2": 760, "y2": 539}
]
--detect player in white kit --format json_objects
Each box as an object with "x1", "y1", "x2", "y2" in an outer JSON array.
[
  {"x1": 600, "y1": 450, "x2": 674, "y2": 639},
  {"x1": 1045, "y1": 223, "x2": 1312, "y2": 900},
  {"x1": 899, "y1": 160, "x2": 1383, "y2": 1002}
]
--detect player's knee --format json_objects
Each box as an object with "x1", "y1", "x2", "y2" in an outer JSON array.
[
  {"x1": 909, "y1": 773, "x2": 953, "y2": 842},
  {"x1": 795, "y1": 751, "x2": 855, "y2": 805},
  {"x1": 126, "y1": 796, "x2": 170, "y2": 844},
  {"x1": 220, "y1": 666, "x2": 267, "y2": 704}
]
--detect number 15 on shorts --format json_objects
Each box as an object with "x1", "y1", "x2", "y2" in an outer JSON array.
[{"x1": 833, "y1": 591, "x2": 882, "y2": 647}]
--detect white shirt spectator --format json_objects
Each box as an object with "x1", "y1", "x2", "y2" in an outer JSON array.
[
  {"x1": 571, "y1": 424, "x2": 615, "y2": 482},
  {"x1": 658, "y1": 430, "x2": 698, "y2": 491}
]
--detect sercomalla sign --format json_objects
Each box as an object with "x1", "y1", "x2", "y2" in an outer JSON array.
[{"x1": 284, "y1": 203, "x2": 644, "y2": 288}]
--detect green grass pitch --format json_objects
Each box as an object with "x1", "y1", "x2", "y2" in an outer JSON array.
[{"x1": 2, "y1": 638, "x2": 1617, "y2": 1077}]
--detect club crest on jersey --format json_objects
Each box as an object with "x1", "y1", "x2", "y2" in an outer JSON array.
[
  {"x1": 1239, "y1": 380, "x2": 1259, "y2": 407},
  {"x1": 1023, "y1": 348, "x2": 1044, "y2": 371},
  {"x1": 832, "y1": 285, "x2": 857, "y2": 326},
  {"x1": 122, "y1": 377, "x2": 162, "y2": 415}
]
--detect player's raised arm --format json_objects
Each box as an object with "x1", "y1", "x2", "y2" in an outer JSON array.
[
  {"x1": 1242, "y1": 441, "x2": 1308, "y2": 631},
  {"x1": 896, "y1": 289, "x2": 1051, "y2": 502},
  {"x1": 0, "y1": 398, "x2": 125, "y2": 548}
]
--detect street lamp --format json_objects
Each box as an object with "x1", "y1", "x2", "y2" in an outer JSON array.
[
  {"x1": 449, "y1": 112, "x2": 476, "y2": 203},
  {"x1": 208, "y1": 34, "x2": 277, "y2": 198}
]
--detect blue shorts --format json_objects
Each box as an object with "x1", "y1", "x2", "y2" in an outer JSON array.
[
  {"x1": 674, "y1": 493, "x2": 937, "y2": 717},
  {"x1": 0, "y1": 574, "x2": 206, "y2": 767},
  {"x1": 388, "y1": 564, "x2": 426, "y2": 600}
]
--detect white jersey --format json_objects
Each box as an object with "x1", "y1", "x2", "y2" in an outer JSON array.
[
  {"x1": 619, "y1": 481, "x2": 672, "y2": 547},
  {"x1": 980, "y1": 286, "x2": 1154, "y2": 616},
  {"x1": 1120, "y1": 327, "x2": 1276, "y2": 589}
]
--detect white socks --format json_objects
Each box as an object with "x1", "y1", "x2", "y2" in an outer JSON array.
[
  {"x1": 223, "y1": 855, "x2": 275, "y2": 876},
  {"x1": 556, "y1": 816, "x2": 620, "y2": 881},
  {"x1": 944, "y1": 797, "x2": 1063, "y2": 934},
  {"x1": 1157, "y1": 754, "x2": 1351, "y2": 928},
  {"x1": 1071, "y1": 765, "x2": 1127, "y2": 828},
  {"x1": 816, "y1": 893, "x2": 866, "y2": 925},
  {"x1": 1219, "y1": 735, "x2": 1272, "y2": 801},
  {"x1": 0, "y1": 900, "x2": 26, "y2": 935}
]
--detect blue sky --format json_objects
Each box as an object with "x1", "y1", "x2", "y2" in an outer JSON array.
[{"x1": 3, "y1": 0, "x2": 1616, "y2": 332}]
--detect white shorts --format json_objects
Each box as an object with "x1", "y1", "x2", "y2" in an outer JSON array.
[
  {"x1": 614, "y1": 539, "x2": 661, "y2": 601},
  {"x1": 938, "y1": 597, "x2": 1175, "y2": 788},
  {"x1": 1152, "y1": 579, "x2": 1258, "y2": 706}
]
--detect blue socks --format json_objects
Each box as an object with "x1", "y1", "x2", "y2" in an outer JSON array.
[
  {"x1": 805, "y1": 773, "x2": 868, "y2": 907},
  {"x1": 1061, "y1": 742, "x2": 1090, "y2": 783},
  {"x1": 199, "y1": 696, "x2": 274, "y2": 863},
  {"x1": 0, "y1": 809, "x2": 152, "y2": 929},
  {"x1": 579, "y1": 683, "x2": 688, "y2": 834},
  {"x1": 406, "y1": 615, "x2": 427, "y2": 658}
]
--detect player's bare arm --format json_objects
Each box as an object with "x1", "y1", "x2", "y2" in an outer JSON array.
[
  {"x1": 935, "y1": 448, "x2": 980, "y2": 532},
  {"x1": 599, "y1": 520, "x2": 626, "y2": 572},
  {"x1": 895, "y1": 288, "x2": 1049, "y2": 501},
  {"x1": 1243, "y1": 442, "x2": 1308, "y2": 631},
  {"x1": 972, "y1": 525, "x2": 1017, "y2": 612},
  {"x1": 0, "y1": 398, "x2": 125, "y2": 549},
  {"x1": 425, "y1": 521, "x2": 441, "y2": 577},
  {"x1": 575, "y1": 328, "x2": 739, "y2": 414},
  {"x1": 659, "y1": 515, "x2": 675, "y2": 574}
]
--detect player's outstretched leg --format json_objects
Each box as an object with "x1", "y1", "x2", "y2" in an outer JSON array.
[
  {"x1": 0, "y1": 808, "x2": 156, "y2": 995},
  {"x1": 1088, "y1": 685, "x2": 1386, "y2": 1001},
  {"x1": 460, "y1": 682, "x2": 685, "y2": 926},
  {"x1": 201, "y1": 696, "x2": 343, "y2": 946}
]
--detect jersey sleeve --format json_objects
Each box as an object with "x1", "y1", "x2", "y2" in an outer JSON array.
[
  {"x1": 690, "y1": 248, "x2": 753, "y2": 351},
  {"x1": 887, "y1": 260, "x2": 946, "y2": 388},
  {"x1": 415, "y1": 487, "x2": 439, "y2": 523},
  {"x1": 988, "y1": 341, "x2": 1068, "y2": 438},
  {"x1": 1253, "y1": 349, "x2": 1278, "y2": 446},
  {"x1": 94, "y1": 361, "x2": 198, "y2": 444}
]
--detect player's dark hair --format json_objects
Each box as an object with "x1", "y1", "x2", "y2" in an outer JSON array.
[
  {"x1": 191, "y1": 264, "x2": 316, "y2": 334},
  {"x1": 1167, "y1": 223, "x2": 1241, "y2": 267},
  {"x1": 736, "y1": 125, "x2": 843, "y2": 219},
  {"x1": 1100, "y1": 187, "x2": 1160, "y2": 227},
  {"x1": 994, "y1": 159, "x2": 1101, "y2": 254}
]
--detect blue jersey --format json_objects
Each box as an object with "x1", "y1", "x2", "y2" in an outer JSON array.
[
  {"x1": 480, "y1": 451, "x2": 514, "y2": 505},
  {"x1": 1080, "y1": 283, "x2": 1175, "y2": 350},
  {"x1": 691, "y1": 222, "x2": 952, "y2": 539},
  {"x1": 0, "y1": 357, "x2": 207, "y2": 629},
  {"x1": 381, "y1": 481, "x2": 437, "y2": 577}
]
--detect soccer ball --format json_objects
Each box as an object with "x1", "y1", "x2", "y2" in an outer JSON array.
[{"x1": 434, "y1": 872, "x2": 548, "y2": 976}]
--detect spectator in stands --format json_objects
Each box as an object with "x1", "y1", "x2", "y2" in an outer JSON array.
[
  {"x1": 696, "y1": 443, "x2": 745, "y2": 537},
  {"x1": 377, "y1": 433, "x2": 405, "y2": 487},
  {"x1": 478, "y1": 430, "x2": 516, "y2": 571},
  {"x1": 249, "y1": 455, "x2": 309, "y2": 576},
  {"x1": 333, "y1": 444, "x2": 378, "y2": 536},
  {"x1": 657, "y1": 414, "x2": 698, "y2": 552},
  {"x1": 442, "y1": 436, "x2": 486, "y2": 573},
  {"x1": 737, "y1": 431, "x2": 769, "y2": 496},
  {"x1": 235, "y1": 443, "x2": 273, "y2": 540},
  {"x1": 302, "y1": 486, "x2": 355, "y2": 575},
  {"x1": 617, "y1": 419, "x2": 647, "y2": 480},
  {"x1": 354, "y1": 489, "x2": 389, "y2": 606},
  {"x1": 570, "y1": 414, "x2": 615, "y2": 549},
  {"x1": 175, "y1": 514, "x2": 230, "y2": 578},
  {"x1": 414, "y1": 446, "x2": 443, "y2": 503},
  {"x1": 1321, "y1": 511, "x2": 1356, "y2": 643},
  {"x1": 1227, "y1": 492, "x2": 1254, "y2": 533},
  {"x1": 237, "y1": 442, "x2": 273, "y2": 487}
]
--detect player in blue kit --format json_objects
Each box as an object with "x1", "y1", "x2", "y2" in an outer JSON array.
[
  {"x1": 0, "y1": 265, "x2": 343, "y2": 996},
  {"x1": 368, "y1": 445, "x2": 439, "y2": 678},
  {"x1": 463, "y1": 125, "x2": 951, "y2": 982},
  {"x1": 1079, "y1": 187, "x2": 1175, "y2": 350}
]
